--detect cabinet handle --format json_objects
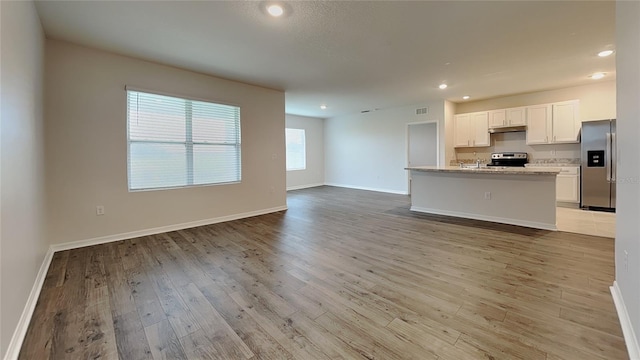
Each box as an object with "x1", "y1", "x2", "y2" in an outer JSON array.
[{"x1": 554, "y1": 136, "x2": 556, "y2": 142}]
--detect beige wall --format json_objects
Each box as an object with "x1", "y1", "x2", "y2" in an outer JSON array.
[
  {"x1": 0, "y1": 1, "x2": 47, "y2": 357},
  {"x1": 443, "y1": 100, "x2": 457, "y2": 165},
  {"x1": 285, "y1": 114, "x2": 325, "y2": 190},
  {"x1": 455, "y1": 81, "x2": 616, "y2": 121},
  {"x1": 324, "y1": 100, "x2": 445, "y2": 194},
  {"x1": 45, "y1": 40, "x2": 286, "y2": 245},
  {"x1": 615, "y1": 1, "x2": 640, "y2": 355}
]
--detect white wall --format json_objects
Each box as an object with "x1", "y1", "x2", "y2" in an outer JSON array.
[
  {"x1": 285, "y1": 114, "x2": 324, "y2": 190},
  {"x1": 451, "y1": 81, "x2": 616, "y2": 164},
  {"x1": 324, "y1": 101, "x2": 445, "y2": 194},
  {"x1": 0, "y1": 1, "x2": 47, "y2": 357},
  {"x1": 615, "y1": 1, "x2": 640, "y2": 356},
  {"x1": 45, "y1": 40, "x2": 286, "y2": 245}
]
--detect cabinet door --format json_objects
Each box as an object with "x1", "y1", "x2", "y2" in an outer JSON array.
[
  {"x1": 556, "y1": 175, "x2": 579, "y2": 202},
  {"x1": 471, "y1": 112, "x2": 490, "y2": 147},
  {"x1": 488, "y1": 110, "x2": 506, "y2": 128},
  {"x1": 506, "y1": 107, "x2": 526, "y2": 126},
  {"x1": 526, "y1": 104, "x2": 552, "y2": 144},
  {"x1": 454, "y1": 114, "x2": 470, "y2": 147},
  {"x1": 552, "y1": 100, "x2": 580, "y2": 143}
]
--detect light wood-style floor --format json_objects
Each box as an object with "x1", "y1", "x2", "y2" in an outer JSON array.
[{"x1": 20, "y1": 186, "x2": 627, "y2": 359}]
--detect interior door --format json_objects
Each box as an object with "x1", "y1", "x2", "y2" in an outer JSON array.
[
  {"x1": 408, "y1": 122, "x2": 438, "y2": 167},
  {"x1": 407, "y1": 122, "x2": 438, "y2": 195}
]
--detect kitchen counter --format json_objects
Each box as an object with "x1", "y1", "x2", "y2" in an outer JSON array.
[
  {"x1": 406, "y1": 166, "x2": 559, "y2": 230},
  {"x1": 406, "y1": 165, "x2": 561, "y2": 175},
  {"x1": 525, "y1": 163, "x2": 579, "y2": 167}
]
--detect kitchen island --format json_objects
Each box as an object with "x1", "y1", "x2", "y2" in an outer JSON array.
[{"x1": 406, "y1": 166, "x2": 561, "y2": 230}]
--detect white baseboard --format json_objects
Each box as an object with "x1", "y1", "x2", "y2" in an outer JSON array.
[
  {"x1": 4, "y1": 247, "x2": 55, "y2": 360},
  {"x1": 4, "y1": 205, "x2": 288, "y2": 360},
  {"x1": 286, "y1": 183, "x2": 324, "y2": 191},
  {"x1": 409, "y1": 206, "x2": 558, "y2": 231},
  {"x1": 51, "y1": 205, "x2": 288, "y2": 252},
  {"x1": 324, "y1": 182, "x2": 408, "y2": 195},
  {"x1": 611, "y1": 281, "x2": 640, "y2": 360}
]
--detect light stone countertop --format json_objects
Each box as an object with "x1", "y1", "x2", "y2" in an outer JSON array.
[
  {"x1": 525, "y1": 163, "x2": 580, "y2": 167},
  {"x1": 405, "y1": 166, "x2": 561, "y2": 175}
]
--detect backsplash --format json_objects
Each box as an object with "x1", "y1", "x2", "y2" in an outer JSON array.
[{"x1": 453, "y1": 132, "x2": 580, "y2": 164}]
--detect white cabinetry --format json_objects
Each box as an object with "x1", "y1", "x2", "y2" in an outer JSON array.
[
  {"x1": 454, "y1": 112, "x2": 490, "y2": 148},
  {"x1": 526, "y1": 100, "x2": 580, "y2": 145},
  {"x1": 552, "y1": 100, "x2": 580, "y2": 143},
  {"x1": 525, "y1": 104, "x2": 552, "y2": 144},
  {"x1": 526, "y1": 165, "x2": 580, "y2": 203},
  {"x1": 556, "y1": 166, "x2": 580, "y2": 203},
  {"x1": 488, "y1": 110, "x2": 506, "y2": 128},
  {"x1": 489, "y1": 107, "x2": 526, "y2": 128},
  {"x1": 506, "y1": 107, "x2": 527, "y2": 126}
]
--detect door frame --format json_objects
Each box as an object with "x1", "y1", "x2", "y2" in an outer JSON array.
[{"x1": 406, "y1": 120, "x2": 440, "y2": 195}]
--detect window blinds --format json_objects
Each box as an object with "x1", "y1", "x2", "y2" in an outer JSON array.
[
  {"x1": 285, "y1": 128, "x2": 306, "y2": 171},
  {"x1": 127, "y1": 90, "x2": 241, "y2": 191}
]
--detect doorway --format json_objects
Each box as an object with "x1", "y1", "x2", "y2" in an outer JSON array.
[{"x1": 406, "y1": 121, "x2": 439, "y2": 194}]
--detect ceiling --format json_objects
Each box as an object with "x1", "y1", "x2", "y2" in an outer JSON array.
[{"x1": 34, "y1": 1, "x2": 616, "y2": 118}]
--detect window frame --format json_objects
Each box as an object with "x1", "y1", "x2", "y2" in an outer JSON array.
[
  {"x1": 285, "y1": 127, "x2": 307, "y2": 171},
  {"x1": 126, "y1": 87, "x2": 242, "y2": 192}
]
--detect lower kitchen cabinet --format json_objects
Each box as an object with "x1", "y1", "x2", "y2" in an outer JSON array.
[
  {"x1": 527, "y1": 165, "x2": 580, "y2": 203},
  {"x1": 556, "y1": 168, "x2": 580, "y2": 203}
]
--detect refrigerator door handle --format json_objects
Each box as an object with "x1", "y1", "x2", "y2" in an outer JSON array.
[
  {"x1": 606, "y1": 132, "x2": 611, "y2": 182},
  {"x1": 611, "y1": 132, "x2": 616, "y2": 182}
]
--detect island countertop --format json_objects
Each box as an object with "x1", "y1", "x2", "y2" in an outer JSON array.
[{"x1": 405, "y1": 166, "x2": 561, "y2": 175}]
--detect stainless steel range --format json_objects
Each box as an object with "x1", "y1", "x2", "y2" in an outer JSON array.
[{"x1": 487, "y1": 152, "x2": 528, "y2": 167}]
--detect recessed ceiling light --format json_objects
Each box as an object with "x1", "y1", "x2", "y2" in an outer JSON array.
[
  {"x1": 598, "y1": 50, "x2": 614, "y2": 57},
  {"x1": 439, "y1": 84, "x2": 448, "y2": 90},
  {"x1": 590, "y1": 72, "x2": 606, "y2": 80},
  {"x1": 267, "y1": 4, "x2": 284, "y2": 17},
  {"x1": 320, "y1": 104, "x2": 327, "y2": 110},
  {"x1": 462, "y1": 96, "x2": 470, "y2": 100}
]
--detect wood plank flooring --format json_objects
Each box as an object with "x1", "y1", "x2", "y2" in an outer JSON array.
[{"x1": 19, "y1": 186, "x2": 627, "y2": 359}]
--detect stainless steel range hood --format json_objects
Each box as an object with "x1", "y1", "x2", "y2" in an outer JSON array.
[{"x1": 488, "y1": 125, "x2": 527, "y2": 134}]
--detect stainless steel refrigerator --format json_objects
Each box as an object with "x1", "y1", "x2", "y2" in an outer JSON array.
[{"x1": 581, "y1": 119, "x2": 616, "y2": 210}]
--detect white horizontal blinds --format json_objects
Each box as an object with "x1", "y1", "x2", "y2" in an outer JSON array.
[
  {"x1": 127, "y1": 90, "x2": 241, "y2": 190},
  {"x1": 285, "y1": 128, "x2": 306, "y2": 171}
]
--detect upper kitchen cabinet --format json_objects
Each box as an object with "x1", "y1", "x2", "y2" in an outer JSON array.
[
  {"x1": 488, "y1": 109, "x2": 506, "y2": 128},
  {"x1": 488, "y1": 107, "x2": 526, "y2": 128},
  {"x1": 526, "y1": 104, "x2": 552, "y2": 144},
  {"x1": 506, "y1": 107, "x2": 527, "y2": 126},
  {"x1": 454, "y1": 112, "x2": 490, "y2": 148},
  {"x1": 552, "y1": 100, "x2": 580, "y2": 143},
  {"x1": 526, "y1": 100, "x2": 580, "y2": 145}
]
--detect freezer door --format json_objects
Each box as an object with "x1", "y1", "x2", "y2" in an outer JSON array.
[
  {"x1": 581, "y1": 120, "x2": 612, "y2": 208},
  {"x1": 611, "y1": 119, "x2": 616, "y2": 208}
]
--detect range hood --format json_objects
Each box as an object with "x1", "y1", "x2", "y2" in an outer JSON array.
[{"x1": 488, "y1": 125, "x2": 527, "y2": 134}]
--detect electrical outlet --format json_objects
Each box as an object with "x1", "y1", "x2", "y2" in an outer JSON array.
[
  {"x1": 484, "y1": 192, "x2": 491, "y2": 200},
  {"x1": 96, "y1": 205, "x2": 105, "y2": 216}
]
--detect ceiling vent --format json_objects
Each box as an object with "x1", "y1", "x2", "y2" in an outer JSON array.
[{"x1": 416, "y1": 107, "x2": 429, "y2": 115}]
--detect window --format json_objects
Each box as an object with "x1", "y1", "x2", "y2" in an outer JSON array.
[
  {"x1": 127, "y1": 89, "x2": 241, "y2": 191},
  {"x1": 285, "y1": 128, "x2": 306, "y2": 171}
]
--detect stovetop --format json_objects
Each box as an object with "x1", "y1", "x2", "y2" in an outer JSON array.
[{"x1": 489, "y1": 152, "x2": 528, "y2": 167}]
